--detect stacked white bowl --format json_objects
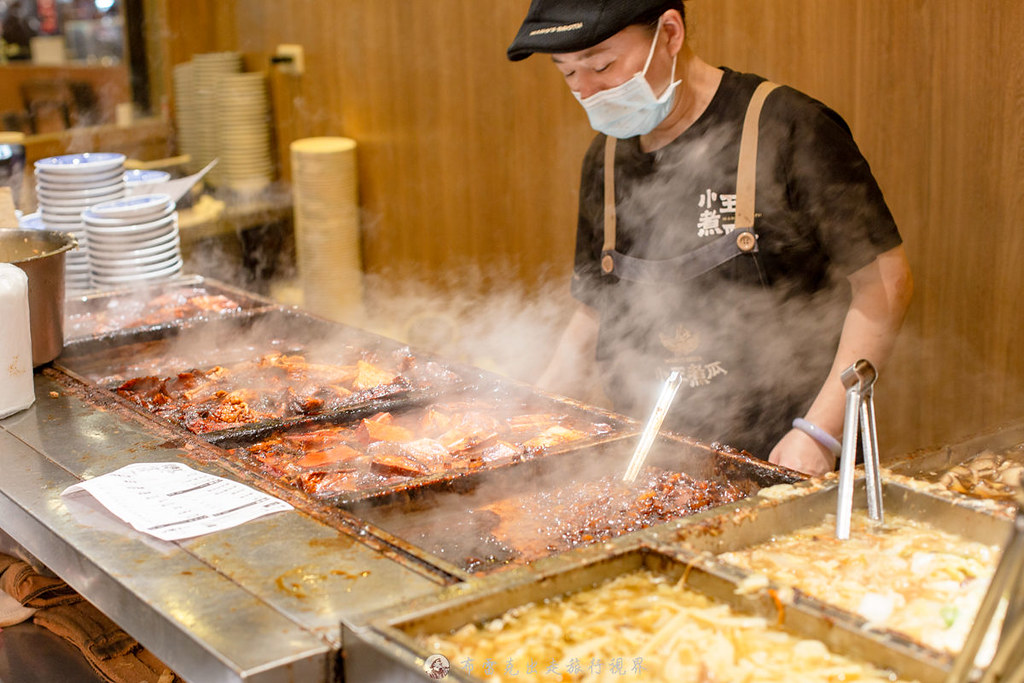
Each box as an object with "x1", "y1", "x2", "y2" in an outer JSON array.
[
  {"x1": 33, "y1": 152, "x2": 127, "y2": 294},
  {"x1": 83, "y1": 193, "x2": 182, "y2": 290},
  {"x1": 217, "y1": 72, "x2": 275, "y2": 194}
]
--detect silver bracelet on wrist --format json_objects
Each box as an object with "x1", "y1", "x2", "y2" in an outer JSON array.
[{"x1": 792, "y1": 417, "x2": 842, "y2": 457}]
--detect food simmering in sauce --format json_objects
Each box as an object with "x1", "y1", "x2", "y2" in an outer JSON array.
[
  {"x1": 937, "y1": 446, "x2": 1024, "y2": 501},
  {"x1": 718, "y1": 511, "x2": 1002, "y2": 655},
  {"x1": 117, "y1": 352, "x2": 412, "y2": 433},
  {"x1": 421, "y1": 569, "x2": 915, "y2": 682},
  {"x1": 66, "y1": 289, "x2": 245, "y2": 337},
  {"x1": 235, "y1": 399, "x2": 613, "y2": 496}
]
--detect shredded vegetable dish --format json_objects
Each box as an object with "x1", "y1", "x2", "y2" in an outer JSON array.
[
  {"x1": 421, "y1": 569, "x2": 914, "y2": 682},
  {"x1": 718, "y1": 511, "x2": 1002, "y2": 654}
]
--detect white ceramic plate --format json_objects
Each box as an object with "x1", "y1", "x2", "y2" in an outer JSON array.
[
  {"x1": 34, "y1": 153, "x2": 125, "y2": 175},
  {"x1": 17, "y1": 212, "x2": 44, "y2": 230},
  {"x1": 39, "y1": 212, "x2": 83, "y2": 225},
  {"x1": 91, "y1": 253, "x2": 180, "y2": 275},
  {"x1": 36, "y1": 169, "x2": 124, "y2": 190},
  {"x1": 85, "y1": 213, "x2": 175, "y2": 235},
  {"x1": 87, "y1": 194, "x2": 174, "y2": 220},
  {"x1": 92, "y1": 258, "x2": 182, "y2": 285},
  {"x1": 123, "y1": 170, "x2": 171, "y2": 185},
  {"x1": 36, "y1": 182, "x2": 124, "y2": 200},
  {"x1": 37, "y1": 194, "x2": 124, "y2": 211},
  {"x1": 90, "y1": 245, "x2": 179, "y2": 268},
  {"x1": 87, "y1": 222, "x2": 178, "y2": 248}
]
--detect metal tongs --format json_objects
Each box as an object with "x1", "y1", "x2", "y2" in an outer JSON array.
[
  {"x1": 835, "y1": 359, "x2": 883, "y2": 539},
  {"x1": 945, "y1": 486, "x2": 1024, "y2": 683},
  {"x1": 623, "y1": 368, "x2": 684, "y2": 483}
]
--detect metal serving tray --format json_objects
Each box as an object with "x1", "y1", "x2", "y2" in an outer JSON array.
[
  {"x1": 342, "y1": 542, "x2": 947, "y2": 683},
  {"x1": 54, "y1": 307, "x2": 478, "y2": 436},
  {"x1": 887, "y1": 419, "x2": 1024, "y2": 482},
  {"x1": 63, "y1": 275, "x2": 277, "y2": 342},
  {"x1": 338, "y1": 434, "x2": 803, "y2": 579},
  {"x1": 659, "y1": 478, "x2": 1015, "y2": 670},
  {"x1": 210, "y1": 382, "x2": 636, "y2": 506}
]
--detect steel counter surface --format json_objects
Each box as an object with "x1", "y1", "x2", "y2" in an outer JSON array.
[{"x1": 0, "y1": 373, "x2": 445, "y2": 683}]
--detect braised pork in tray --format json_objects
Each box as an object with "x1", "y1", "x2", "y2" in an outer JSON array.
[
  {"x1": 229, "y1": 398, "x2": 618, "y2": 498},
  {"x1": 358, "y1": 466, "x2": 746, "y2": 574},
  {"x1": 116, "y1": 351, "x2": 432, "y2": 433},
  {"x1": 66, "y1": 287, "x2": 252, "y2": 339}
]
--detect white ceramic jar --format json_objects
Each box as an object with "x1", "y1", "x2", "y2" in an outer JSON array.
[{"x1": 0, "y1": 263, "x2": 35, "y2": 418}]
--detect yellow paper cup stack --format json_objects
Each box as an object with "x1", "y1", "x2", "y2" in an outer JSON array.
[{"x1": 290, "y1": 137, "x2": 364, "y2": 323}]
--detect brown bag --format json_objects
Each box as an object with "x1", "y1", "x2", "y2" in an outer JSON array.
[
  {"x1": 0, "y1": 554, "x2": 78, "y2": 608},
  {"x1": 33, "y1": 600, "x2": 182, "y2": 683},
  {"x1": 0, "y1": 553, "x2": 180, "y2": 683}
]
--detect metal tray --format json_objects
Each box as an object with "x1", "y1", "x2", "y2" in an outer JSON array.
[
  {"x1": 63, "y1": 275, "x2": 277, "y2": 343},
  {"x1": 338, "y1": 434, "x2": 803, "y2": 579},
  {"x1": 211, "y1": 382, "x2": 636, "y2": 506},
  {"x1": 661, "y1": 478, "x2": 1014, "y2": 668},
  {"x1": 887, "y1": 419, "x2": 1024, "y2": 481},
  {"x1": 342, "y1": 542, "x2": 947, "y2": 683},
  {"x1": 54, "y1": 306, "x2": 479, "y2": 436}
]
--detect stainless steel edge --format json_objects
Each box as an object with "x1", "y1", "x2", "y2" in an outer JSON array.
[{"x1": 0, "y1": 373, "x2": 446, "y2": 682}]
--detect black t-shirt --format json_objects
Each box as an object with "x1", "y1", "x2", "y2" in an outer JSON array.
[{"x1": 570, "y1": 69, "x2": 902, "y2": 457}]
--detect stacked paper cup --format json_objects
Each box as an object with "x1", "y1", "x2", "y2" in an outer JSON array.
[
  {"x1": 172, "y1": 61, "x2": 202, "y2": 174},
  {"x1": 217, "y1": 72, "x2": 274, "y2": 194},
  {"x1": 33, "y1": 152, "x2": 126, "y2": 294},
  {"x1": 290, "y1": 137, "x2": 364, "y2": 322},
  {"x1": 83, "y1": 193, "x2": 182, "y2": 289},
  {"x1": 191, "y1": 52, "x2": 243, "y2": 184}
]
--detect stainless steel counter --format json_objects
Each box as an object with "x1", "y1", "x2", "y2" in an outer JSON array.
[{"x1": 0, "y1": 373, "x2": 446, "y2": 682}]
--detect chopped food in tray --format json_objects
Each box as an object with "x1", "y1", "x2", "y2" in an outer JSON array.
[
  {"x1": 232, "y1": 399, "x2": 616, "y2": 497},
  {"x1": 66, "y1": 287, "x2": 249, "y2": 338},
  {"x1": 480, "y1": 469, "x2": 744, "y2": 563},
  {"x1": 115, "y1": 351, "x2": 436, "y2": 433},
  {"x1": 421, "y1": 569, "x2": 915, "y2": 682},
  {"x1": 367, "y1": 467, "x2": 745, "y2": 574},
  {"x1": 718, "y1": 510, "x2": 1002, "y2": 656},
  {"x1": 936, "y1": 446, "x2": 1024, "y2": 501}
]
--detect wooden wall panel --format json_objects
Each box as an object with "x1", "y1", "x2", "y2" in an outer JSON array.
[
  {"x1": 225, "y1": 0, "x2": 591, "y2": 296},
  {"x1": 160, "y1": 0, "x2": 1024, "y2": 455},
  {"x1": 687, "y1": 0, "x2": 1024, "y2": 453}
]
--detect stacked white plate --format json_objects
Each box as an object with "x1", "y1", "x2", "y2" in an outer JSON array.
[
  {"x1": 83, "y1": 193, "x2": 182, "y2": 289},
  {"x1": 217, "y1": 72, "x2": 275, "y2": 194},
  {"x1": 33, "y1": 152, "x2": 126, "y2": 294},
  {"x1": 191, "y1": 52, "x2": 243, "y2": 185}
]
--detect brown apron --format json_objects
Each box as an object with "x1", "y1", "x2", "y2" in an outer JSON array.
[{"x1": 598, "y1": 80, "x2": 781, "y2": 285}]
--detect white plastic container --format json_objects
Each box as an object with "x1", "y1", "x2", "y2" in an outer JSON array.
[{"x1": 0, "y1": 263, "x2": 35, "y2": 418}]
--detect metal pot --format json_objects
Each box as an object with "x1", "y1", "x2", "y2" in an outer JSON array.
[{"x1": 0, "y1": 229, "x2": 77, "y2": 366}]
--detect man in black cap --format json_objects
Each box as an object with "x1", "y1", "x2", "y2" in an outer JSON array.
[{"x1": 510, "y1": 0, "x2": 913, "y2": 475}]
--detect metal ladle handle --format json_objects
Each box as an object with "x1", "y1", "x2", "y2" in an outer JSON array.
[{"x1": 623, "y1": 369, "x2": 684, "y2": 483}]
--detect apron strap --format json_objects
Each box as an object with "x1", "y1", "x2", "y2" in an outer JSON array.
[
  {"x1": 600, "y1": 80, "x2": 781, "y2": 277},
  {"x1": 735, "y1": 80, "x2": 780, "y2": 231},
  {"x1": 601, "y1": 134, "x2": 617, "y2": 273}
]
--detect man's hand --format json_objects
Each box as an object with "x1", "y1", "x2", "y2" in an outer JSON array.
[{"x1": 769, "y1": 428, "x2": 836, "y2": 476}]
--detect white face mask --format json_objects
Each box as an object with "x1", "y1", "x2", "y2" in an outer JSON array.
[{"x1": 573, "y1": 20, "x2": 679, "y2": 139}]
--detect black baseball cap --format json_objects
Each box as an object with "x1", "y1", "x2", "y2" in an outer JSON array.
[{"x1": 507, "y1": 0, "x2": 678, "y2": 61}]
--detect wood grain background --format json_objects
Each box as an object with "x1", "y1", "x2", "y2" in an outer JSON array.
[{"x1": 151, "y1": 0, "x2": 1024, "y2": 457}]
